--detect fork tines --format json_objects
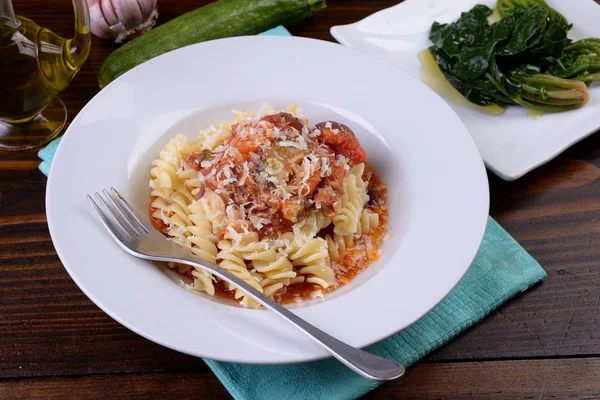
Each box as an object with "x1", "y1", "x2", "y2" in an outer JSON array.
[{"x1": 87, "y1": 188, "x2": 149, "y2": 243}]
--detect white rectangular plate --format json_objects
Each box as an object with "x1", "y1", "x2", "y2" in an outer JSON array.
[{"x1": 332, "y1": 0, "x2": 600, "y2": 180}]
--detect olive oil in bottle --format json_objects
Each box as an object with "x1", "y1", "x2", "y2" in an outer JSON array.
[{"x1": 0, "y1": 0, "x2": 90, "y2": 150}]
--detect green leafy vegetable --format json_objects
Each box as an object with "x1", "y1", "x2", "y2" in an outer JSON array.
[{"x1": 429, "y1": 0, "x2": 600, "y2": 112}]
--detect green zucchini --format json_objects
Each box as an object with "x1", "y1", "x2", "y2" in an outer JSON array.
[{"x1": 98, "y1": 0, "x2": 326, "y2": 88}]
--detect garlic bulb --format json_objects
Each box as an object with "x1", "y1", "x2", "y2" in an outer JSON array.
[{"x1": 87, "y1": 0, "x2": 159, "y2": 43}]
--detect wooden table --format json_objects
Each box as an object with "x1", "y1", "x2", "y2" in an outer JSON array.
[{"x1": 2, "y1": 1, "x2": 600, "y2": 398}]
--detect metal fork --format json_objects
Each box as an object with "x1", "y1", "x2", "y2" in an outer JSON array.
[{"x1": 87, "y1": 188, "x2": 405, "y2": 381}]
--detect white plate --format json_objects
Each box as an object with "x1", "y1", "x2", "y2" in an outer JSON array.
[
  {"x1": 46, "y1": 36, "x2": 489, "y2": 364},
  {"x1": 331, "y1": 0, "x2": 600, "y2": 181}
]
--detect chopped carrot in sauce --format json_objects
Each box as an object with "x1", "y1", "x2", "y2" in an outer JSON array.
[{"x1": 149, "y1": 109, "x2": 388, "y2": 305}]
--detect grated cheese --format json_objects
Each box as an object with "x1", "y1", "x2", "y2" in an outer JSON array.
[
  {"x1": 274, "y1": 186, "x2": 292, "y2": 200},
  {"x1": 265, "y1": 166, "x2": 279, "y2": 175},
  {"x1": 299, "y1": 183, "x2": 310, "y2": 197},
  {"x1": 214, "y1": 144, "x2": 227, "y2": 153},
  {"x1": 337, "y1": 155, "x2": 349, "y2": 165},
  {"x1": 200, "y1": 159, "x2": 212, "y2": 169},
  {"x1": 220, "y1": 178, "x2": 237, "y2": 186},
  {"x1": 228, "y1": 146, "x2": 241, "y2": 158},
  {"x1": 247, "y1": 204, "x2": 258, "y2": 217},
  {"x1": 226, "y1": 226, "x2": 243, "y2": 245},
  {"x1": 223, "y1": 165, "x2": 232, "y2": 179},
  {"x1": 249, "y1": 215, "x2": 271, "y2": 230},
  {"x1": 297, "y1": 134, "x2": 308, "y2": 150},
  {"x1": 249, "y1": 152, "x2": 261, "y2": 163},
  {"x1": 318, "y1": 156, "x2": 330, "y2": 177},
  {"x1": 301, "y1": 157, "x2": 312, "y2": 183},
  {"x1": 163, "y1": 154, "x2": 179, "y2": 166},
  {"x1": 278, "y1": 140, "x2": 306, "y2": 150},
  {"x1": 238, "y1": 162, "x2": 250, "y2": 186},
  {"x1": 226, "y1": 204, "x2": 235, "y2": 219},
  {"x1": 239, "y1": 202, "x2": 251, "y2": 219},
  {"x1": 310, "y1": 290, "x2": 324, "y2": 299}
]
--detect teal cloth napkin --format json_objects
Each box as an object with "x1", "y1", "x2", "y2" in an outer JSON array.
[
  {"x1": 38, "y1": 25, "x2": 547, "y2": 400},
  {"x1": 206, "y1": 216, "x2": 546, "y2": 399}
]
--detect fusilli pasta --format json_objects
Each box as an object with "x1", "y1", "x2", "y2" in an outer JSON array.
[
  {"x1": 148, "y1": 104, "x2": 388, "y2": 308},
  {"x1": 332, "y1": 163, "x2": 369, "y2": 236},
  {"x1": 290, "y1": 238, "x2": 335, "y2": 289},
  {"x1": 356, "y1": 208, "x2": 380, "y2": 236},
  {"x1": 217, "y1": 239, "x2": 263, "y2": 309}
]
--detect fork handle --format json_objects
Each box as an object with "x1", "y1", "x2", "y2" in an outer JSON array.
[{"x1": 171, "y1": 254, "x2": 405, "y2": 381}]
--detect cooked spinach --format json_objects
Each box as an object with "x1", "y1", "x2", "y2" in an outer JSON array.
[{"x1": 429, "y1": 0, "x2": 600, "y2": 112}]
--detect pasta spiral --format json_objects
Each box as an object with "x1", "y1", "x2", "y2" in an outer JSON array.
[
  {"x1": 199, "y1": 122, "x2": 231, "y2": 150},
  {"x1": 356, "y1": 208, "x2": 380, "y2": 236},
  {"x1": 333, "y1": 163, "x2": 369, "y2": 236},
  {"x1": 149, "y1": 135, "x2": 222, "y2": 294},
  {"x1": 223, "y1": 232, "x2": 297, "y2": 299},
  {"x1": 150, "y1": 134, "x2": 202, "y2": 191},
  {"x1": 189, "y1": 188, "x2": 226, "y2": 236},
  {"x1": 326, "y1": 234, "x2": 350, "y2": 262},
  {"x1": 289, "y1": 238, "x2": 335, "y2": 289},
  {"x1": 186, "y1": 202, "x2": 219, "y2": 263},
  {"x1": 291, "y1": 210, "x2": 332, "y2": 244},
  {"x1": 246, "y1": 249, "x2": 296, "y2": 298},
  {"x1": 149, "y1": 134, "x2": 202, "y2": 226},
  {"x1": 168, "y1": 197, "x2": 219, "y2": 296},
  {"x1": 217, "y1": 240, "x2": 263, "y2": 309}
]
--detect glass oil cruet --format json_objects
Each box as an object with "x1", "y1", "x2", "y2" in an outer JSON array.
[{"x1": 0, "y1": 0, "x2": 91, "y2": 151}]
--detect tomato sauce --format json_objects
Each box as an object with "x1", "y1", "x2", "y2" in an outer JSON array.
[
  {"x1": 148, "y1": 164, "x2": 388, "y2": 307},
  {"x1": 147, "y1": 110, "x2": 389, "y2": 308},
  {"x1": 149, "y1": 196, "x2": 170, "y2": 235}
]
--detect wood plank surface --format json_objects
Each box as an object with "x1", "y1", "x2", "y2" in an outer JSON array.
[
  {"x1": 2, "y1": 0, "x2": 600, "y2": 398},
  {"x1": 1, "y1": 358, "x2": 599, "y2": 400}
]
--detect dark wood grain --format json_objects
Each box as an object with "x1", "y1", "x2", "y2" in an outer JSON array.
[
  {"x1": 1, "y1": 358, "x2": 599, "y2": 399},
  {"x1": 2, "y1": 0, "x2": 600, "y2": 398},
  {"x1": 370, "y1": 358, "x2": 600, "y2": 399}
]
